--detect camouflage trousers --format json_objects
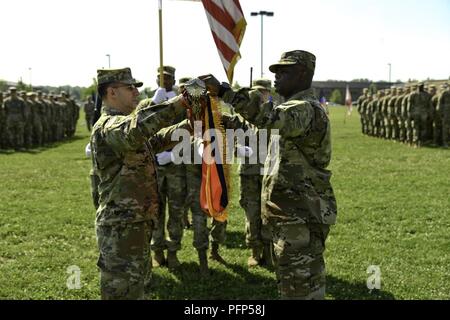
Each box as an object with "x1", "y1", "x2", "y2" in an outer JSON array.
[
  {"x1": 239, "y1": 174, "x2": 271, "y2": 249},
  {"x1": 186, "y1": 164, "x2": 226, "y2": 250},
  {"x1": 6, "y1": 120, "x2": 24, "y2": 149},
  {"x1": 398, "y1": 119, "x2": 407, "y2": 142},
  {"x1": 433, "y1": 114, "x2": 443, "y2": 145},
  {"x1": 412, "y1": 114, "x2": 428, "y2": 144},
  {"x1": 442, "y1": 111, "x2": 450, "y2": 145},
  {"x1": 33, "y1": 121, "x2": 43, "y2": 146},
  {"x1": 390, "y1": 116, "x2": 399, "y2": 140},
  {"x1": 151, "y1": 164, "x2": 186, "y2": 252},
  {"x1": 23, "y1": 122, "x2": 33, "y2": 148},
  {"x1": 269, "y1": 221, "x2": 330, "y2": 300},
  {"x1": 85, "y1": 114, "x2": 93, "y2": 131},
  {"x1": 96, "y1": 221, "x2": 153, "y2": 300}
]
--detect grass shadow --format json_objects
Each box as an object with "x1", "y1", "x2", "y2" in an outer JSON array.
[
  {"x1": 326, "y1": 275, "x2": 396, "y2": 300},
  {"x1": 0, "y1": 135, "x2": 87, "y2": 155},
  {"x1": 149, "y1": 261, "x2": 278, "y2": 300}
]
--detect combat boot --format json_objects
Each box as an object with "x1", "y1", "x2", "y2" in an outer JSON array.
[
  {"x1": 197, "y1": 249, "x2": 209, "y2": 277},
  {"x1": 209, "y1": 243, "x2": 226, "y2": 264},
  {"x1": 152, "y1": 249, "x2": 166, "y2": 268},
  {"x1": 247, "y1": 247, "x2": 262, "y2": 268},
  {"x1": 167, "y1": 250, "x2": 180, "y2": 270},
  {"x1": 261, "y1": 243, "x2": 274, "y2": 268}
]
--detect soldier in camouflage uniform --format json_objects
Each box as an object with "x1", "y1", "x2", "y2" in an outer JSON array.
[
  {"x1": 387, "y1": 87, "x2": 399, "y2": 140},
  {"x1": 27, "y1": 92, "x2": 43, "y2": 146},
  {"x1": 373, "y1": 90, "x2": 385, "y2": 138},
  {"x1": 380, "y1": 89, "x2": 390, "y2": 139},
  {"x1": 48, "y1": 94, "x2": 58, "y2": 142},
  {"x1": 202, "y1": 50, "x2": 337, "y2": 299},
  {"x1": 141, "y1": 66, "x2": 187, "y2": 270},
  {"x1": 178, "y1": 77, "x2": 193, "y2": 230},
  {"x1": 408, "y1": 83, "x2": 431, "y2": 147},
  {"x1": 84, "y1": 96, "x2": 95, "y2": 131},
  {"x1": 21, "y1": 91, "x2": 33, "y2": 149},
  {"x1": 361, "y1": 92, "x2": 372, "y2": 135},
  {"x1": 428, "y1": 85, "x2": 440, "y2": 145},
  {"x1": 356, "y1": 88, "x2": 369, "y2": 135},
  {"x1": 438, "y1": 83, "x2": 450, "y2": 148},
  {"x1": 37, "y1": 91, "x2": 49, "y2": 144},
  {"x1": 90, "y1": 67, "x2": 191, "y2": 300},
  {"x1": 0, "y1": 92, "x2": 4, "y2": 149},
  {"x1": 398, "y1": 86, "x2": 410, "y2": 143},
  {"x1": 240, "y1": 79, "x2": 274, "y2": 268},
  {"x1": 4, "y1": 87, "x2": 26, "y2": 150},
  {"x1": 59, "y1": 91, "x2": 72, "y2": 139}
]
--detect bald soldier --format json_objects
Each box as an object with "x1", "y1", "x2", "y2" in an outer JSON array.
[
  {"x1": 90, "y1": 67, "x2": 192, "y2": 299},
  {"x1": 199, "y1": 49, "x2": 337, "y2": 299}
]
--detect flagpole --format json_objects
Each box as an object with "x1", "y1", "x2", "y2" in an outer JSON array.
[{"x1": 158, "y1": 0, "x2": 164, "y2": 88}]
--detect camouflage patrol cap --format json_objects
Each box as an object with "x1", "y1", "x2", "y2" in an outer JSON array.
[
  {"x1": 26, "y1": 92, "x2": 36, "y2": 97},
  {"x1": 157, "y1": 65, "x2": 176, "y2": 77},
  {"x1": 97, "y1": 67, "x2": 143, "y2": 87},
  {"x1": 269, "y1": 50, "x2": 316, "y2": 73},
  {"x1": 252, "y1": 78, "x2": 272, "y2": 91},
  {"x1": 363, "y1": 88, "x2": 369, "y2": 93},
  {"x1": 179, "y1": 77, "x2": 192, "y2": 85},
  {"x1": 9, "y1": 87, "x2": 17, "y2": 92}
]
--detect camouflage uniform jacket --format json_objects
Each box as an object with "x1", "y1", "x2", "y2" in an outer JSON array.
[
  {"x1": 90, "y1": 98, "x2": 188, "y2": 226},
  {"x1": 226, "y1": 88, "x2": 337, "y2": 225}
]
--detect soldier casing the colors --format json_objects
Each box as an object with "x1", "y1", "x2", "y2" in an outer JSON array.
[{"x1": 90, "y1": 67, "x2": 191, "y2": 300}]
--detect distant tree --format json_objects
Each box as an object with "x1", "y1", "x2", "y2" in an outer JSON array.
[
  {"x1": 351, "y1": 78, "x2": 370, "y2": 82},
  {"x1": 81, "y1": 78, "x2": 98, "y2": 101},
  {"x1": 0, "y1": 79, "x2": 7, "y2": 92},
  {"x1": 16, "y1": 80, "x2": 29, "y2": 91},
  {"x1": 330, "y1": 89, "x2": 343, "y2": 104},
  {"x1": 233, "y1": 81, "x2": 241, "y2": 90}
]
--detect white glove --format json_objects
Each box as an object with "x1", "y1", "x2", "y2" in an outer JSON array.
[
  {"x1": 156, "y1": 151, "x2": 173, "y2": 165},
  {"x1": 194, "y1": 138, "x2": 204, "y2": 159},
  {"x1": 237, "y1": 145, "x2": 253, "y2": 158},
  {"x1": 151, "y1": 88, "x2": 167, "y2": 104},
  {"x1": 85, "y1": 143, "x2": 92, "y2": 158}
]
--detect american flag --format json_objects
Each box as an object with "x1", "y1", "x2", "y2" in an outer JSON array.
[{"x1": 200, "y1": 0, "x2": 247, "y2": 83}]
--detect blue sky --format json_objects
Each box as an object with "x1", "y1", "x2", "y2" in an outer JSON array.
[{"x1": 1, "y1": 0, "x2": 449, "y2": 87}]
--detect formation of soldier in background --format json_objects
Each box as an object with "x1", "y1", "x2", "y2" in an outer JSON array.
[
  {"x1": 356, "y1": 82, "x2": 450, "y2": 148},
  {"x1": 0, "y1": 87, "x2": 80, "y2": 150}
]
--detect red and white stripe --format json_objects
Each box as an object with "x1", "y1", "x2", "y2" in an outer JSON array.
[{"x1": 201, "y1": 0, "x2": 246, "y2": 83}]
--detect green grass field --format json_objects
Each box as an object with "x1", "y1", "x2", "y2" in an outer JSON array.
[{"x1": 0, "y1": 106, "x2": 449, "y2": 300}]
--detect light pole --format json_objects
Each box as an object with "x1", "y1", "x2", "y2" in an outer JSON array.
[
  {"x1": 251, "y1": 10, "x2": 274, "y2": 78},
  {"x1": 28, "y1": 67, "x2": 32, "y2": 89},
  {"x1": 388, "y1": 63, "x2": 391, "y2": 83},
  {"x1": 106, "y1": 54, "x2": 111, "y2": 68}
]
